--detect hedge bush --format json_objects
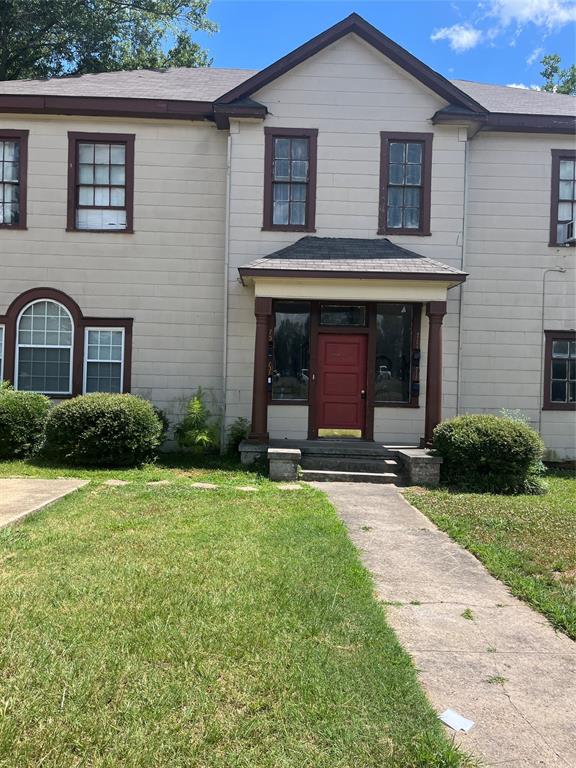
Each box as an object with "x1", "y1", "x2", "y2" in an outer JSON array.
[
  {"x1": 43, "y1": 393, "x2": 163, "y2": 467},
  {"x1": 0, "y1": 386, "x2": 50, "y2": 459},
  {"x1": 432, "y1": 414, "x2": 546, "y2": 495}
]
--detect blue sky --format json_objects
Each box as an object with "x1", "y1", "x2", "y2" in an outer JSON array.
[{"x1": 193, "y1": 0, "x2": 576, "y2": 88}]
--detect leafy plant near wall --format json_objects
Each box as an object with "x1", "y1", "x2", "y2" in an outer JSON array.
[
  {"x1": 226, "y1": 417, "x2": 250, "y2": 454},
  {"x1": 175, "y1": 388, "x2": 219, "y2": 454},
  {"x1": 0, "y1": 384, "x2": 50, "y2": 460}
]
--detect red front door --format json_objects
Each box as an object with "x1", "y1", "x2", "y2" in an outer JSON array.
[{"x1": 316, "y1": 333, "x2": 368, "y2": 437}]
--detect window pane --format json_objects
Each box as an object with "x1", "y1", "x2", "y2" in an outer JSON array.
[
  {"x1": 289, "y1": 202, "x2": 305, "y2": 225},
  {"x1": 320, "y1": 305, "x2": 366, "y2": 327},
  {"x1": 552, "y1": 359, "x2": 567, "y2": 379},
  {"x1": 79, "y1": 186, "x2": 94, "y2": 205},
  {"x1": 389, "y1": 143, "x2": 405, "y2": 163},
  {"x1": 291, "y1": 183, "x2": 307, "y2": 202},
  {"x1": 291, "y1": 160, "x2": 308, "y2": 181},
  {"x1": 387, "y1": 206, "x2": 402, "y2": 228},
  {"x1": 18, "y1": 347, "x2": 71, "y2": 393},
  {"x1": 76, "y1": 208, "x2": 127, "y2": 230},
  {"x1": 3, "y1": 141, "x2": 18, "y2": 162},
  {"x1": 291, "y1": 139, "x2": 308, "y2": 160},
  {"x1": 403, "y1": 207, "x2": 421, "y2": 229},
  {"x1": 110, "y1": 165, "x2": 125, "y2": 184},
  {"x1": 273, "y1": 183, "x2": 290, "y2": 202},
  {"x1": 389, "y1": 164, "x2": 404, "y2": 184},
  {"x1": 86, "y1": 361, "x2": 122, "y2": 393},
  {"x1": 3, "y1": 183, "x2": 18, "y2": 202},
  {"x1": 558, "y1": 201, "x2": 573, "y2": 221},
  {"x1": 559, "y1": 180, "x2": 574, "y2": 200},
  {"x1": 78, "y1": 143, "x2": 94, "y2": 163},
  {"x1": 94, "y1": 144, "x2": 109, "y2": 164},
  {"x1": 273, "y1": 159, "x2": 290, "y2": 181},
  {"x1": 570, "y1": 382, "x2": 576, "y2": 402},
  {"x1": 94, "y1": 187, "x2": 110, "y2": 206},
  {"x1": 18, "y1": 301, "x2": 72, "y2": 346},
  {"x1": 406, "y1": 143, "x2": 422, "y2": 163},
  {"x1": 94, "y1": 165, "x2": 109, "y2": 184},
  {"x1": 405, "y1": 164, "x2": 422, "y2": 185},
  {"x1": 110, "y1": 145, "x2": 125, "y2": 164},
  {"x1": 375, "y1": 304, "x2": 413, "y2": 402},
  {"x1": 110, "y1": 188, "x2": 125, "y2": 207},
  {"x1": 78, "y1": 164, "x2": 94, "y2": 184},
  {"x1": 559, "y1": 160, "x2": 575, "y2": 180},
  {"x1": 404, "y1": 187, "x2": 421, "y2": 207},
  {"x1": 272, "y1": 201, "x2": 289, "y2": 225},
  {"x1": 551, "y1": 380, "x2": 567, "y2": 402},
  {"x1": 274, "y1": 138, "x2": 290, "y2": 159},
  {"x1": 272, "y1": 301, "x2": 310, "y2": 401},
  {"x1": 552, "y1": 340, "x2": 570, "y2": 357}
]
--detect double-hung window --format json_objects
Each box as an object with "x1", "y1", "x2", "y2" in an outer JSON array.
[
  {"x1": 68, "y1": 132, "x2": 134, "y2": 232},
  {"x1": 379, "y1": 132, "x2": 432, "y2": 236},
  {"x1": 550, "y1": 150, "x2": 576, "y2": 245},
  {"x1": 263, "y1": 128, "x2": 317, "y2": 231},
  {"x1": 84, "y1": 328, "x2": 125, "y2": 393},
  {"x1": 0, "y1": 130, "x2": 28, "y2": 229},
  {"x1": 544, "y1": 331, "x2": 576, "y2": 410},
  {"x1": 16, "y1": 300, "x2": 73, "y2": 395}
]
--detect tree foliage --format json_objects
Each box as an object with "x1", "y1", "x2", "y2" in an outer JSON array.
[
  {"x1": 0, "y1": 0, "x2": 216, "y2": 81},
  {"x1": 540, "y1": 54, "x2": 576, "y2": 95}
]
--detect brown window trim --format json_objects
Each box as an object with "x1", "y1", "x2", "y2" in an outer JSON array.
[
  {"x1": 67, "y1": 131, "x2": 135, "y2": 233},
  {"x1": 0, "y1": 129, "x2": 28, "y2": 230},
  {"x1": 0, "y1": 287, "x2": 133, "y2": 396},
  {"x1": 378, "y1": 132, "x2": 432, "y2": 236},
  {"x1": 549, "y1": 149, "x2": 576, "y2": 247},
  {"x1": 263, "y1": 127, "x2": 318, "y2": 232},
  {"x1": 543, "y1": 330, "x2": 576, "y2": 411}
]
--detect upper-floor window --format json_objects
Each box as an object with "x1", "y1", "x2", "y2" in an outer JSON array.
[
  {"x1": 550, "y1": 149, "x2": 576, "y2": 246},
  {"x1": 544, "y1": 331, "x2": 576, "y2": 410},
  {"x1": 263, "y1": 128, "x2": 317, "y2": 232},
  {"x1": 67, "y1": 132, "x2": 134, "y2": 233},
  {"x1": 0, "y1": 130, "x2": 28, "y2": 230},
  {"x1": 379, "y1": 132, "x2": 432, "y2": 236}
]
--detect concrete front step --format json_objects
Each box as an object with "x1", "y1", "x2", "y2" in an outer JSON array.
[
  {"x1": 301, "y1": 455, "x2": 400, "y2": 473},
  {"x1": 300, "y1": 469, "x2": 400, "y2": 484}
]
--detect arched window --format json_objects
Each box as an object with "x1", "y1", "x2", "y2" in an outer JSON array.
[{"x1": 16, "y1": 300, "x2": 73, "y2": 394}]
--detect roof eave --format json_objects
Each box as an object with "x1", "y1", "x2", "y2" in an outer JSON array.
[
  {"x1": 238, "y1": 266, "x2": 468, "y2": 287},
  {"x1": 433, "y1": 108, "x2": 576, "y2": 134},
  {"x1": 216, "y1": 13, "x2": 487, "y2": 115}
]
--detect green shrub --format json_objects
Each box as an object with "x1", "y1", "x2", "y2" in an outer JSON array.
[
  {"x1": 226, "y1": 416, "x2": 250, "y2": 454},
  {"x1": 433, "y1": 414, "x2": 547, "y2": 495},
  {"x1": 175, "y1": 388, "x2": 219, "y2": 454},
  {"x1": 0, "y1": 387, "x2": 50, "y2": 459},
  {"x1": 43, "y1": 393, "x2": 163, "y2": 467}
]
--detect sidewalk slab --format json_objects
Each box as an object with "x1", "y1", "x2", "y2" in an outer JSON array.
[
  {"x1": 312, "y1": 482, "x2": 576, "y2": 768},
  {"x1": 0, "y1": 478, "x2": 88, "y2": 528}
]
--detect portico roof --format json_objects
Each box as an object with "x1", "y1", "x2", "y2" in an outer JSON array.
[{"x1": 238, "y1": 237, "x2": 467, "y2": 285}]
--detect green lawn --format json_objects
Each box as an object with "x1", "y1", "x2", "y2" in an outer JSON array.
[
  {"x1": 405, "y1": 471, "x2": 576, "y2": 640},
  {"x1": 0, "y1": 458, "x2": 471, "y2": 768}
]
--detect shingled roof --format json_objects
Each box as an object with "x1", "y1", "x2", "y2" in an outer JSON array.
[
  {"x1": 451, "y1": 80, "x2": 576, "y2": 117},
  {"x1": 238, "y1": 237, "x2": 467, "y2": 284}
]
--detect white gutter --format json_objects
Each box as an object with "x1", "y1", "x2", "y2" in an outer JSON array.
[{"x1": 220, "y1": 128, "x2": 233, "y2": 452}]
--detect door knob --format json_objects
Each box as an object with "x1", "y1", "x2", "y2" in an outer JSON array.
[{"x1": 360, "y1": 390, "x2": 366, "y2": 399}]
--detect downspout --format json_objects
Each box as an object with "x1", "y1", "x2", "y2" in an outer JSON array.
[
  {"x1": 538, "y1": 265, "x2": 567, "y2": 435},
  {"x1": 220, "y1": 129, "x2": 233, "y2": 453},
  {"x1": 456, "y1": 131, "x2": 470, "y2": 415}
]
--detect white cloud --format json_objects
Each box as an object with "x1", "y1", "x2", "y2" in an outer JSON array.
[
  {"x1": 526, "y1": 46, "x2": 544, "y2": 65},
  {"x1": 431, "y1": 24, "x2": 483, "y2": 52},
  {"x1": 506, "y1": 82, "x2": 542, "y2": 90},
  {"x1": 485, "y1": 0, "x2": 576, "y2": 30}
]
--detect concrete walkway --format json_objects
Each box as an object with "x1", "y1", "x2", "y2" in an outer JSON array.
[
  {"x1": 313, "y1": 482, "x2": 576, "y2": 768},
  {"x1": 0, "y1": 478, "x2": 88, "y2": 528}
]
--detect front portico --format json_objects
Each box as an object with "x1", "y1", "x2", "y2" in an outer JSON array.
[{"x1": 239, "y1": 237, "x2": 466, "y2": 448}]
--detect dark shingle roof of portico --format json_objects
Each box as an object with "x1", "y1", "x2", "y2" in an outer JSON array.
[{"x1": 238, "y1": 237, "x2": 467, "y2": 284}]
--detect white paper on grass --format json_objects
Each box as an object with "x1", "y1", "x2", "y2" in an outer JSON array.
[{"x1": 439, "y1": 709, "x2": 475, "y2": 733}]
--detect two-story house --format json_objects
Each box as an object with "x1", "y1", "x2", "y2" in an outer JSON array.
[{"x1": 0, "y1": 13, "x2": 574, "y2": 461}]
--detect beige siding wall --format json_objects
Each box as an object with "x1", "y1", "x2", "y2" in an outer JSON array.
[
  {"x1": 0, "y1": 115, "x2": 227, "y2": 427},
  {"x1": 225, "y1": 33, "x2": 466, "y2": 445},
  {"x1": 463, "y1": 132, "x2": 576, "y2": 459}
]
